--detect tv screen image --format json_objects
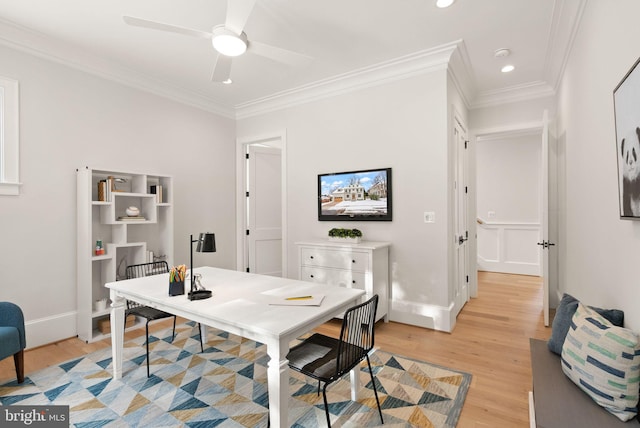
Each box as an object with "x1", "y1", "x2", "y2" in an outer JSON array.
[{"x1": 318, "y1": 167, "x2": 392, "y2": 221}]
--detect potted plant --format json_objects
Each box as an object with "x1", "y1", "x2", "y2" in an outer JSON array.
[{"x1": 328, "y1": 228, "x2": 363, "y2": 243}]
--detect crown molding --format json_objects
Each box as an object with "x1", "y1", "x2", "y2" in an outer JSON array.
[
  {"x1": 543, "y1": 0, "x2": 588, "y2": 91},
  {"x1": 235, "y1": 41, "x2": 464, "y2": 120},
  {"x1": 471, "y1": 80, "x2": 555, "y2": 109},
  {"x1": 0, "y1": 18, "x2": 235, "y2": 119},
  {"x1": 447, "y1": 40, "x2": 476, "y2": 110}
]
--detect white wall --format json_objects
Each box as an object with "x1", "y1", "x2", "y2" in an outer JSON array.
[
  {"x1": 477, "y1": 135, "x2": 540, "y2": 222},
  {"x1": 0, "y1": 44, "x2": 236, "y2": 347},
  {"x1": 237, "y1": 70, "x2": 459, "y2": 330},
  {"x1": 470, "y1": 97, "x2": 556, "y2": 131},
  {"x1": 555, "y1": 0, "x2": 640, "y2": 331}
]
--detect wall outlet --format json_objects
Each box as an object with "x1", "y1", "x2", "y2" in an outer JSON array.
[
  {"x1": 488, "y1": 211, "x2": 496, "y2": 219},
  {"x1": 424, "y1": 211, "x2": 435, "y2": 223}
]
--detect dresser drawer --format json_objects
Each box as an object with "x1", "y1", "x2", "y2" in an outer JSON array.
[
  {"x1": 300, "y1": 267, "x2": 366, "y2": 290},
  {"x1": 300, "y1": 247, "x2": 369, "y2": 271}
]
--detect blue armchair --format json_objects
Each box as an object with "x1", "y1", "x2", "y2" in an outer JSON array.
[{"x1": 0, "y1": 302, "x2": 26, "y2": 383}]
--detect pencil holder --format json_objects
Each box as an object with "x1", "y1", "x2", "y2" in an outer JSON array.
[{"x1": 169, "y1": 280, "x2": 184, "y2": 296}]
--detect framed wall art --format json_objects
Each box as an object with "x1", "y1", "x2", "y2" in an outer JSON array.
[{"x1": 614, "y1": 56, "x2": 640, "y2": 219}]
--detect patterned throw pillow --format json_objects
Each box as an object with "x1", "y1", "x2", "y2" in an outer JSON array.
[
  {"x1": 561, "y1": 303, "x2": 640, "y2": 421},
  {"x1": 548, "y1": 293, "x2": 624, "y2": 355}
]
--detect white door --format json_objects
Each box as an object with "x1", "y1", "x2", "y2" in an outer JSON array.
[
  {"x1": 247, "y1": 145, "x2": 282, "y2": 276},
  {"x1": 454, "y1": 118, "x2": 469, "y2": 316},
  {"x1": 539, "y1": 110, "x2": 553, "y2": 326}
]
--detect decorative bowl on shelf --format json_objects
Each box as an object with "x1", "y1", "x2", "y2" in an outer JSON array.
[{"x1": 126, "y1": 206, "x2": 140, "y2": 217}]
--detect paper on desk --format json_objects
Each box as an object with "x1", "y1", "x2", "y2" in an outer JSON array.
[{"x1": 267, "y1": 295, "x2": 325, "y2": 306}]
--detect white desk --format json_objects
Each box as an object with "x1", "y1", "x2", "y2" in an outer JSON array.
[{"x1": 106, "y1": 266, "x2": 365, "y2": 428}]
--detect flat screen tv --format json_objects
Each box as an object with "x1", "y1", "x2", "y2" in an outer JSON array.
[{"x1": 318, "y1": 167, "x2": 392, "y2": 221}]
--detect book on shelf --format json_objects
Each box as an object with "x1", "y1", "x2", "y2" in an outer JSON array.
[
  {"x1": 106, "y1": 176, "x2": 113, "y2": 201},
  {"x1": 150, "y1": 185, "x2": 163, "y2": 203},
  {"x1": 117, "y1": 215, "x2": 146, "y2": 221},
  {"x1": 97, "y1": 180, "x2": 107, "y2": 201}
]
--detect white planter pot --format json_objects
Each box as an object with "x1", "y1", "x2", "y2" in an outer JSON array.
[{"x1": 328, "y1": 236, "x2": 361, "y2": 244}]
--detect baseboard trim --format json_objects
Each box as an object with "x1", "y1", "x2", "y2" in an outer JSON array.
[
  {"x1": 25, "y1": 311, "x2": 77, "y2": 349},
  {"x1": 477, "y1": 258, "x2": 540, "y2": 276},
  {"x1": 390, "y1": 300, "x2": 454, "y2": 332},
  {"x1": 528, "y1": 391, "x2": 536, "y2": 428}
]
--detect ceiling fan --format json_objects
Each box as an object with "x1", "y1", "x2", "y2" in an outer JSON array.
[{"x1": 123, "y1": 0, "x2": 311, "y2": 83}]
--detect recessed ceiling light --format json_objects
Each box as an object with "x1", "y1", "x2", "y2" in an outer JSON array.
[
  {"x1": 436, "y1": 0, "x2": 455, "y2": 8},
  {"x1": 222, "y1": 78, "x2": 233, "y2": 85},
  {"x1": 501, "y1": 65, "x2": 515, "y2": 73}
]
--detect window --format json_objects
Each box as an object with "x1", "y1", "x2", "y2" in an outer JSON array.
[{"x1": 0, "y1": 76, "x2": 20, "y2": 195}]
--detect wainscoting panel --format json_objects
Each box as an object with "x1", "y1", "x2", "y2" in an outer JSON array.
[{"x1": 477, "y1": 221, "x2": 541, "y2": 276}]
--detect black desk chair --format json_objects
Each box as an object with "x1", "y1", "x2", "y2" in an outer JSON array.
[
  {"x1": 287, "y1": 295, "x2": 384, "y2": 427},
  {"x1": 125, "y1": 261, "x2": 204, "y2": 377}
]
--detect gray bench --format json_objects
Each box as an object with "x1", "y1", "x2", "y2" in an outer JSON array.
[{"x1": 529, "y1": 338, "x2": 640, "y2": 428}]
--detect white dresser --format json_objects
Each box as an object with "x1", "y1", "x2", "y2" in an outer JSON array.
[{"x1": 296, "y1": 240, "x2": 390, "y2": 322}]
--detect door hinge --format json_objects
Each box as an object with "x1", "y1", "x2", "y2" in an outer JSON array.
[
  {"x1": 246, "y1": 229, "x2": 250, "y2": 236},
  {"x1": 245, "y1": 153, "x2": 249, "y2": 159},
  {"x1": 466, "y1": 275, "x2": 469, "y2": 283},
  {"x1": 246, "y1": 267, "x2": 250, "y2": 273},
  {"x1": 465, "y1": 140, "x2": 468, "y2": 149},
  {"x1": 465, "y1": 186, "x2": 468, "y2": 193},
  {"x1": 246, "y1": 191, "x2": 249, "y2": 197}
]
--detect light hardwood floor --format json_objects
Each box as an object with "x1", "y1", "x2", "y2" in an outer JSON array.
[{"x1": 0, "y1": 271, "x2": 550, "y2": 427}]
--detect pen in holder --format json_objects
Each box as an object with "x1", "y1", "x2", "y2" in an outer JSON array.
[{"x1": 169, "y1": 264, "x2": 186, "y2": 296}]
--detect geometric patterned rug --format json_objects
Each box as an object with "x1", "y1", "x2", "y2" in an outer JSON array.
[{"x1": 0, "y1": 322, "x2": 471, "y2": 427}]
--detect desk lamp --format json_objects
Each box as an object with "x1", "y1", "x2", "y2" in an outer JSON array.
[{"x1": 188, "y1": 232, "x2": 216, "y2": 300}]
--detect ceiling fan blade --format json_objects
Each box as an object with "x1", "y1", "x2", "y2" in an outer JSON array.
[
  {"x1": 123, "y1": 16, "x2": 212, "y2": 40},
  {"x1": 212, "y1": 55, "x2": 233, "y2": 82},
  {"x1": 225, "y1": 0, "x2": 257, "y2": 34},
  {"x1": 249, "y1": 41, "x2": 313, "y2": 67}
]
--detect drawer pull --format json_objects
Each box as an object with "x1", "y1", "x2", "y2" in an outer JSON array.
[
  {"x1": 352, "y1": 260, "x2": 356, "y2": 263},
  {"x1": 310, "y1": 275, "x2": 314, "y2": 278},
  {"x1": 352, "y1": 280, "x2": 356, "y2": 284},
  {"x1": 310, "y1": 256, "x2": 314, "y2": 259}
]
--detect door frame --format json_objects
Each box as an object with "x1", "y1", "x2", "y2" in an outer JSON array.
[
  {"x1": 470, "y1": 119, "x2": 556, "y2": 302},
  {"x1": 236, "y1": 131, "x2": 288, "y2": 276}
]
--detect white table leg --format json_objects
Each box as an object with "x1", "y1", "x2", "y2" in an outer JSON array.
[
  {"x1": 110, "y1": 291, "x2": 125, "y2": 380},
  {"x1": 266, "y1": 340, "x2": 289, "y2": 428},
  {"x1": 201, "y1": 324, "x2": 208, "y2": 346},
  {"x1": 350, "y1": 366, "x2": 361, "y2": 401}
]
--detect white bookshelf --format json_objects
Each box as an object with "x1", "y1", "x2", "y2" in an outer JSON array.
[{"x1": 76, "y1": 167, "x2": 174, "y2": 342}]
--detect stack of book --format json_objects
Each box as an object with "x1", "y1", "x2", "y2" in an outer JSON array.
[
  {"x1": 117, "y1": 215, "x2": 146, "y2": 222},
  {"x1": 97, "y1": 177, "x2": 114, "y2": 202}
]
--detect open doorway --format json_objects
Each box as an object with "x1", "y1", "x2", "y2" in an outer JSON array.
[
  {"x1": 473, "y1": 112, "x2": 556, "y2": 325},
  {"x1": 476, "y1": 129, "x2": 543, "y2": 276}
]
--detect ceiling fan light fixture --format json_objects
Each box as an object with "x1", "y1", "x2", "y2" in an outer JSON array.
[
  {"x1": 436, "y1": 0, "x2": 455, "y2": 8},
  {"x1": 212, "y1": 26, "x2": 247, "y2": 57}
]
